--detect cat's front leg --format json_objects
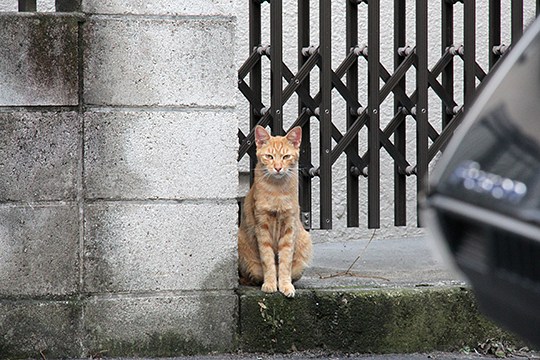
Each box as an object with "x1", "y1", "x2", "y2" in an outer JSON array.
[
  {"x1": 278, "y1": 224, "x2": 296, "y2": 298},
  {"x1": 256, "y1": 224, "x2": 278, "y2": 293}
]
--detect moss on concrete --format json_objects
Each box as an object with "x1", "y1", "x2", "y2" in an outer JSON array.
[{"x1": 238, "y1": 286, "x2": 517, "y2": 353}]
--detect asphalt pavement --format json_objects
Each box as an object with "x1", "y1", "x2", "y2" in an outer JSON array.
[{"x1": 72, "y1": 350, "x2": 540, "y2": 360}]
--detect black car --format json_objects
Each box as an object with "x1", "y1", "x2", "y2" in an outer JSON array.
[{"x1": 423, "y1": 15, "x2": 540, "y2": 346}]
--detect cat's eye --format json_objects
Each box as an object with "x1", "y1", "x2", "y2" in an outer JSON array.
[
  {"x1": 283, "y1": 154, "x2": 292, "y2": 160},
  {"x1": 264, "y1": 154, "x2": 274, "y2": 160}
]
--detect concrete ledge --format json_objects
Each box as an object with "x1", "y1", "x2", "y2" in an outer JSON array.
[{"x1": 237, "y1": 286, "x2": 517, "y2": 354}]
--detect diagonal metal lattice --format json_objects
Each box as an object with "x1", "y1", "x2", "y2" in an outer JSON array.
[{"x1": 238, "y1": 0, "x2": 532, "y2": 230}]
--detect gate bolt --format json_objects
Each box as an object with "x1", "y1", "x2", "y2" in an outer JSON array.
[
  {"x1": 353, "y1": 45, "x2": 368, "y2": 57},
  {"x1": 405, "y1": 165, "x2": 417, "y2": 176},
  {"x1": 302, "y1": 45, "x2": 318, "y2": 57},
  {"x1": 448, "y1": 44, "x2": 464, "y2": 56},
  {"x1": 397, "y1": 46, "x2": 414, "y2": 57},
  {"x1": 350, "y1": 106, "x2": 364, "y2": 116},
  {"x1": 446, "y1": 105, "x2": 462, "y2": 115},
  {"x1": 492, "y1": 44, "x2": 508, "y2": 56},
  {"x1": 256, "y1": 45, "x2": 271, "y2": 56}
]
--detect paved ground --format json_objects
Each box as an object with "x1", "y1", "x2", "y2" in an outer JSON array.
[{"x1": 296, "y1": 236, "x2": 465, "y2": 290}]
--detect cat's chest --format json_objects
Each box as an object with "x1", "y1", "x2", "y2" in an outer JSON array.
[{"x1": 255, "y1": 193, "x2": 295, "y2": 215}]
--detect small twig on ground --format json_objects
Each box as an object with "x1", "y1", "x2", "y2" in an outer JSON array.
[
  {"x1": 318, "y1": 229, "x2": 389, "y2": 281},
  {"x1": 90, "y1": 350, "x2": 108, "y2": 359},
  {"x1": 40, "y1": 350, "x2": 47, "y2": 360}
]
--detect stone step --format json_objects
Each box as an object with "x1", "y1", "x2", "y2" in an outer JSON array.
[
  {"x1": 237, "y1": 237, "x2": 520, "y2": 353},
  {"x1": 237, "y1": 286, "x2": 516, "y2": 353}
]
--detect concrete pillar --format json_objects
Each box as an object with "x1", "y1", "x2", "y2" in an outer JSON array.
[
  {"x1": 0, "y1": 1, "x2": 238, "y2": 356},
  {"x1": 81, "y1": 1, "x2": 238, "y2": 354}
]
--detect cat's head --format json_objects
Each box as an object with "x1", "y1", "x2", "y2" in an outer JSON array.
[{"x1": 254, "y1": 125, "x2": 302, "y2": 180}]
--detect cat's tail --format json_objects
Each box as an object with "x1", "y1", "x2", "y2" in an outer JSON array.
[{"x1": 238, "y1": 273, "x2": 263, "y2": 286}]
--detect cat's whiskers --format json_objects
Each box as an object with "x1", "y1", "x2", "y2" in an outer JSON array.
[{"x1": 252, "y1": 166, "x2": 299, "y2": 181}]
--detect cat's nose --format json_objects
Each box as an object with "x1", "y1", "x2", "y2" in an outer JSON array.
[{"x1": 275, "y1": 167, "x2": 282, "y2": 173}]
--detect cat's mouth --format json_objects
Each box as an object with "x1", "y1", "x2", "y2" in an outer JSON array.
[{"x1": 272, "y1": 171, "x2": 287, "y2": 179}]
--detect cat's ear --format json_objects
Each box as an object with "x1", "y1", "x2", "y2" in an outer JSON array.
[
  {"x1": 286, "y1": 126, "x2": 302, "y2": 149},
  {"x1": 254, "y1": 125, "x2": 271, "y2": 147}
]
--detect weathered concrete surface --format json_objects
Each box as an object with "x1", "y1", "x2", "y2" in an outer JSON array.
[
  {"x1": 0, "y1": 1, "x2": 16, "y2": 11},
  {"x1": 0, "y1": 300, "x2": 82, "y2": 359},
  {"x1": 237, "y1": 287, "x2": 517, "y2": 354},
  {"x1": 81, "y1": 0, "x2": 234, "y2": 16},
  {"x1": 0, "y1": 8, "x2": 240, "y2": 359},
  {"x1": 83, "y1": 202, "x2": 238, "y2": 293},
  {"x1": 0, "y1": 111, "x2": 80, "y2": 202},
  {"x1": 0, "y1": 14, "x2": 79, "y2": 106},
  {"x1": 84, "y1": 110, "x2": 238, "y2": 200},
  {"x1": 83, "y1": 293, "x2": 238, "y2": 357},
  {"x1": 83, "y1": 17, "x2": 236, "y2": 107},
  {"x1": 0, "y1": 204, "x2": 79, "y2": 297}
]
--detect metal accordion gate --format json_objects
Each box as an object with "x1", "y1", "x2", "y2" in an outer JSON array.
[{"x1": 237, "y1": 0, "x2": 537, "y2": 230}]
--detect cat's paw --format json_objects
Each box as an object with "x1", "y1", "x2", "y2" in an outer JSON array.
[
  {"x1": 279, "y1": 283, "x2": 295, "y2": 298},
  {"x1": 261, "y1": 281, "x2": 278, "y2": 293}
]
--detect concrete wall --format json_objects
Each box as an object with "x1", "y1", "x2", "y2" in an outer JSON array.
[{"x1": 0, "y1": 2, "x2": 238, "y2": 358}]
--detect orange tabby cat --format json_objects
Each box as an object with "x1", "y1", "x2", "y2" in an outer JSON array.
[{"x1": 238, "y1": 125, "x2": 312, "y2": 298}]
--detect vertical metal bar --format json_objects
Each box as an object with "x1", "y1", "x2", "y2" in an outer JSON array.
[
  {"x1": 511, "y1": 0, "x2": 523, "y2": 43},
  {"x1": 463, "y1": 0, "x2": 476, "y2": 106},
  {"x1": 299, "y1": 0, "x2": 312, "y2": 229},
  {"x1": 416, "y1": 0, "x2": 429, "y2": 226},
  {"x1": 442, "y1": 0, "x2": 454, "y2": 126},
  {"x1": 346, "y1": 0, "x2": 359, "y2": 228},
  {"x1": 367, "y1": 0, "x2": 380, "y2": 229},
  {"x1": 537, "y1": 0, "x2": 540, "y2": 17},
  {"x1": 394, "y1": 0, "x2": 406, "y2": 226},
  {"x1": 320, "y1": 0, "x2": 333, "y2": 229},
  {"x1": 270, "y1": 0, "x2": 284, "y2": 135},
  {"x1": 18, "y1": 0, "x2": 36, "y2": 11},
  {"x1": 249, "y1": 0, "x2": 262, "y2": 185},
  {"x1": 489, "y1": 0, "x2": 501, "y2": 69},
  {"x1": 56, "y1": 0, "x2": 81, "y2": 11}
]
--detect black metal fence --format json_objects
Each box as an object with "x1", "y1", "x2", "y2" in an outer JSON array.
[
  {"x1": 239, "y1": 0, "x2": 536, "y2": 230},
  {"x1": 17, "y1": 0, "x2": 79, "y2": 11}
]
